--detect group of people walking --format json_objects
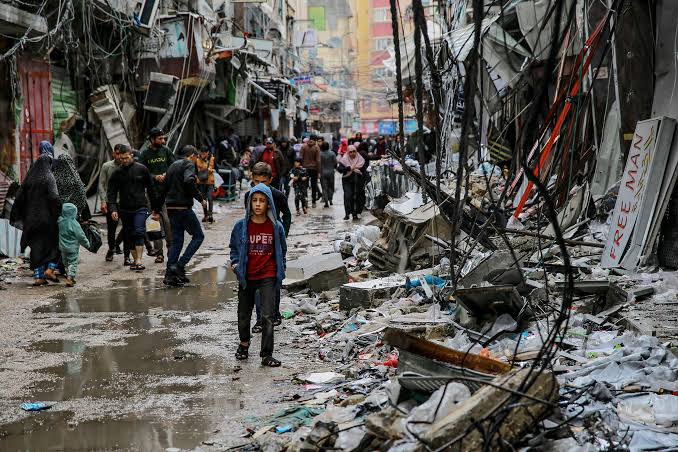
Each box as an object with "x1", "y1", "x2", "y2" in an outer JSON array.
[
  {"x1": 246, "y1": 134, "x2": 376, "y2": 221},
  {"x1": 10, "y1": 128, "x2": 381, "y2": 368},
  {"x1": 100, "y1": 129, "x2": 210, "y2": 287}
]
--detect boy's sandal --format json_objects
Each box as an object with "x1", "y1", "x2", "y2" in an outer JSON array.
[
  {"x1": 155, "y1": 255, "x2": 164, "y2": 263},
  {"x1": 130, "y1": 264, "x2": 146, "y2": 271},
  {"x1": 235, "y1": 344, "x2": 249, "y2": 360},
  {"x1": 262, "y1": 356, "x2": 281, "y2": 367}
]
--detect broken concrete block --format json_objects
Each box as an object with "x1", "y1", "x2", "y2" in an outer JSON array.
[
  {"x1": 284, "y1": 253, "x2": 348, "y2": 292},
  {"x1": 419, "y1": 369, "x2": 559, "y2": 451},
  {"x1": 339, "y1": 270, "x2": 432, "y2": 310}
]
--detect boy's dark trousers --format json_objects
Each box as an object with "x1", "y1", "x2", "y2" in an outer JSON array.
[
  {"x1": 238, "y1": 278, "x2": 276, "y2": 357},
  {"x1": 294, "y1": 184, "x2": 308, "y2": 211}
]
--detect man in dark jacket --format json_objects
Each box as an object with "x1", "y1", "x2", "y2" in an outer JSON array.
[
  {"x1": 108, "y1": 146, "x2": 163, "y2": 272},
  {"x1": 156, "y1": 145, "x2": 206, "y2": 287},
  {"x1": 300, "y1": 135, "x2": 321, "y2": 206},
  {"x1": 139, "y1": 127, "x2": 176, "y2": 263},
  {"x1": 252, "y1": 138, "x2": 288, "y2": 191}
]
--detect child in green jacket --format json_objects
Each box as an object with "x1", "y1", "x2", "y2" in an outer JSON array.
[{"x1": 58, "y1": 203, "x2": 90, "y2": 287}]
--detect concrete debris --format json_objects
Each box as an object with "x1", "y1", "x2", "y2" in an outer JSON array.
[{"x1": 239, "y1": 182, "x2": 678, "y2": 452}]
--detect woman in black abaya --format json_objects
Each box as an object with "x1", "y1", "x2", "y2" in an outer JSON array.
[{"x1": 10, "y1": 144, "x2": 62, "y2": 285}]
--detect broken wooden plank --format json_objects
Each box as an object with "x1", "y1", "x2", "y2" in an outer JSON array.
[
  {"x1": 383, "y1": 328, "x2": 511, "y2": 375},
  {"x1": 419, "y1": 369, "x2": 559, "y2": 451}
]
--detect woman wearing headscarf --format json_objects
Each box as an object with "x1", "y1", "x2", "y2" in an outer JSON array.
[
  {"x1": 337, "y1": 145, "x2": 365, "y2": 221},
  {"x1": 10, "y1": 146, "x2": 62, "y2": 285},
  {"x1": 52, "y1": 154, "x2": 91, "y2": 221}
]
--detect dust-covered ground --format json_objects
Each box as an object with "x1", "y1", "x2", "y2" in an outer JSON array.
[{"x1": 0, "y1": 188, "x2": 366, "y2": 450}]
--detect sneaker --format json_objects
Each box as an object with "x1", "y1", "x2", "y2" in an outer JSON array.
[
  {"x1": 105, "y1": 249, "x2": 114, "y2": 262},
  {"x1": 172, "y1": 265, "x2": 190, "y2": 284},
  {"x1": 323, "y1": 203, "x2": 329, "y2": 208},
  {"x1": 163, "y1": 273, "x2": 184, "y2": 287},
  {"x1": 123, "y1": 258, "x2": 133, "y2": 266}
]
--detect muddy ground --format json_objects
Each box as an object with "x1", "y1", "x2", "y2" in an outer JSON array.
[{"x1": 0, "y1": 190, "x2": 364, "y2": 450}]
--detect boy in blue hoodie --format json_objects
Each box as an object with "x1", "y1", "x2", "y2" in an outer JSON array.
[
  {"x1": 229, "y1": 183, "x2": 286, "y2": 367},
  {"x1": 58, "y1": 203, "x2": 90, "y2": 287}
]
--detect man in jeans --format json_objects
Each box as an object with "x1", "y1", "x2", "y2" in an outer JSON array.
[
  {"x1": 139, "y1": 127, "x2": 175, "y2": 263},
  {"x1": 108, "y1": 146, "x2": 161, "y2": 272},
  {"x1": 98, "y1": 144, "x2": 127, "y2": 263},
  {"x1": 156, "y1": 145, "x2": 206, "y2": 286},
  {"x1": 300, "y1": 135, "x2": 321, "y2": 207}
]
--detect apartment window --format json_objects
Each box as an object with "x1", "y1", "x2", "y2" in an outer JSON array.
[
  {"x1": 373, "y1": 8, "x2": 390, "y2": 23},
  {"x1": 361, "y1": 98, "x2": 372, "y2": 112},
  {"x1": 374, "y1": 37, "x2": 391, "y2": 51},
  {"x1": 376, "y1": 99, "x2": 391, "y2": 112}
]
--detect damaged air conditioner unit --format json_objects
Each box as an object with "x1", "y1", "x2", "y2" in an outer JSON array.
[
  {"x1": 144, "y1": 72, "x2": 180, "y2": 113},
  {"x1": 134, "y1": 0, "x2": 160, "y2": 31}
]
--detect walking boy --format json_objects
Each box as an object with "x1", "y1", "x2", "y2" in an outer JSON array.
[
  {"x1": 289, "y1": 157, "x2": 309, "y2": 215},
  {"x1": 58, "y1": 203, "x2": 90, "y2": 287},
  {"x1": 245, "y1": 162, "x2": 291, "y2": 330},
  {"x1": 230, "y1": 183, "x2": 286, "y2": 367}
]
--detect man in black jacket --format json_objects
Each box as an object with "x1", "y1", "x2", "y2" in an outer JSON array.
[
  {"x1": 108, "y1": 146, "x2": 162, "y2": 272},
  {"x1": 157, "y1": 145, "x2": 207, "y2": 286}
]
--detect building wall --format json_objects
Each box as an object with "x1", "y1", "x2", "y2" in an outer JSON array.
[{"x1": 356, "y1": 0, "x2": 413, "y2": 133}]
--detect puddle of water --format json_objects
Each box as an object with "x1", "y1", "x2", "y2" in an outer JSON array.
[
  {"x1": 34, "y1": 266, "x2": 238, "y2": 314},
  {"x1": 27, "y1": 327, "x2": 228, "y2": 401},
  {"x1": 5, "y1": 266, "x2": 244, "y2": 450},
  {"x1": 0, "y1": 411, "x2": 227, "y2": 451}
]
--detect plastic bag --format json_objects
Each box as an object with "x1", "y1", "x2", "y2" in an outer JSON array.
[
  {"x1": 82, "y1": 222, "x2": 102, "y2": 254},
  {"x1": 145, "y1": 216, "x2": 164, "y2": 241}
]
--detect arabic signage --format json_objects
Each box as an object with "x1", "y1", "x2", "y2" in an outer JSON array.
[{"x1": 602, "y1": 117, "x2": 676, "y2": 269}]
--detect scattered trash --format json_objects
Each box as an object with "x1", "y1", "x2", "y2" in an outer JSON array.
[{"x1": 21, "y1": 402, "x2": 52, "y2": 412}]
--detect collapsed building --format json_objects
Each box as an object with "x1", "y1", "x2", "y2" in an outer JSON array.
[{"x1": 231, "y1": 1, "x2": 678, "y2": 451}]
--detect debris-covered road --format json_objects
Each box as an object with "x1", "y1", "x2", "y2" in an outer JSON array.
[{"x1": 0, "y1": 198, "x2": 360, "y2": 450}]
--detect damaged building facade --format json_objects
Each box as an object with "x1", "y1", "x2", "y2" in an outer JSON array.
[{"x1": 0, "y1": 0, "x2": 313, "y2": 213}]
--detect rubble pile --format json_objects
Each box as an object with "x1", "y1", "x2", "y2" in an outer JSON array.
[{"x1": 239, "y1": 188, "x2": 678, "y2": 452}]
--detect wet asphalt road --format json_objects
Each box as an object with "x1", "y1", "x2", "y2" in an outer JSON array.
[{"x1": 0, "y1": 186, "x2": 364, "y2": 450}]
